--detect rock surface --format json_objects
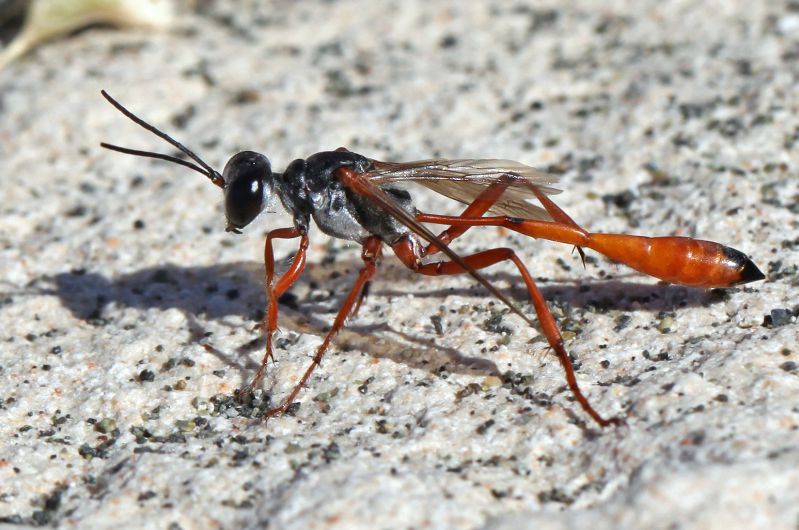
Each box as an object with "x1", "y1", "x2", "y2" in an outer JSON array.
[{"x1": 0, "y1": 1, "x2": 796, "y2": 528}]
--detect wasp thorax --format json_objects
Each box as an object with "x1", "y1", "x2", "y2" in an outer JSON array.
[{"x1": 222, "y1": 151, "x2": 273, "y2": 230}]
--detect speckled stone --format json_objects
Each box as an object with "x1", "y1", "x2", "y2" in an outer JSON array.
[{"x1": 0, "y1": 1, "x2": 797, "y2": 529}]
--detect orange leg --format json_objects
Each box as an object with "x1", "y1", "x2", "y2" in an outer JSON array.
[
  {"x1": 421, "y1": 180, "x2": 585, "y2": 260},
  {"x1": 349, "y1": 181, "x2": 512, "y2": 314},
  {"x1": 240, "y1": 228, "x2": 309, "y2": 395},
  {"x1": 415, "y1": 214, "x2": 762, "y2": 288},
  {"x1": 351, "y1": 280, "x2": 371, "y2": 318},
  {"x1": 422, "y1": 181, "x2": 510, "y2": 257},
  {"x1": 529, "y1": 186, "x2": 582, "y2": 231},
  {"x1": 265, "y1": 237, "x2": 383, "y2": 416},
  {"x1": 528, "y1": 186, "x2": 586, "y2": 264},
  {"x1": 392, "y1": 237, "x2": 618, "y2": 427}
]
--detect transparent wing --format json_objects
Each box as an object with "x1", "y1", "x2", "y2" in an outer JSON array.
[
  {"x1": 335, "y1": 166, "x2": 537, "y2": 330},
  {"x1": 365, "y1": 158, "x2": 561, "y2": 221}
]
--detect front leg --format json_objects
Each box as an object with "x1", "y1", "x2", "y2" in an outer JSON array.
[
  {"x1": 240, "y1": 227, "x2": 309, "y2": 395},
  {"x1": 265, "y1": 237, "x2": 383, "y2": 417}
]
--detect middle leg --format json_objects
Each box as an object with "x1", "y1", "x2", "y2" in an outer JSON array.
[{"x1": 346, "y1": 182, "x2": 509, "y2": 315}]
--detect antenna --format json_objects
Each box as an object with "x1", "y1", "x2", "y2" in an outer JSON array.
[{"x1": 99, "y1": 90, "x2": 225, "y2": 188}]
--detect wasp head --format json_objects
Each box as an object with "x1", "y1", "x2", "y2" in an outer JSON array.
[{"x1": 222, "y1": 151, "x2": 275, "y2": 233}]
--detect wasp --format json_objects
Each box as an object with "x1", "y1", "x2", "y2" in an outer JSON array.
[{"x1": 100, "y1": 90, "x2": 763, "y2": 427}]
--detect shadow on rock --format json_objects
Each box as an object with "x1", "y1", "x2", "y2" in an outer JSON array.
[{"x1": 41, "y1": 258, "x2": 732, "y2": 379}]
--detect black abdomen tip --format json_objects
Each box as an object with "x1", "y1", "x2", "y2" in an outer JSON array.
[
  {"x1": 738, "y1": 258, "x2": 765, "y2": 284},
  {"x1": 724, "y1": 247, "x2": 765, "y2": 285}
]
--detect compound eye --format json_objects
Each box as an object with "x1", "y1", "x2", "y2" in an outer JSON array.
[{"x1": 222, "y1": 151, "x2": 272, "y2": 229}]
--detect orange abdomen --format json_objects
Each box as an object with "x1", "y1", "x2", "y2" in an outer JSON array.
[{"x1": 586, "y1": 234, "x2": 763, "y2": 288}]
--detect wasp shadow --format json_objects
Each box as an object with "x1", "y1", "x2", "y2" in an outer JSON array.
[
  {"x1": 50, "y1": 261, "x2": 266, "y2": 324},
  {"x1": 45, "y1": 256, "x2": 730, "y2": 380},
  {"x1": 45, "y1": 258, "x2": 503, "y2": 379}
]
